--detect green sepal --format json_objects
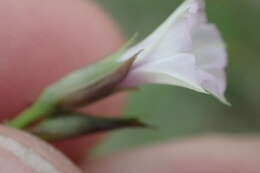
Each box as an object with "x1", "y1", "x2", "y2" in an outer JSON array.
[
  {"x1": 28, "y1": 112, "x2": 147, "y2": 141},
  {"x1": 57, "y1": 54, "x2": 137, "y2": 108},
  {"x1": 7, "y1": 36, "x2": 138, "y2": 129},
  {"x1": 41, "y1": 37, "x2": 138, "y2": 108}
]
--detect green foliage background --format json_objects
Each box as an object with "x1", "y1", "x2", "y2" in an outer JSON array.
[{"x1": 94, "y1": 0, "x2": 260, "y2": 154}]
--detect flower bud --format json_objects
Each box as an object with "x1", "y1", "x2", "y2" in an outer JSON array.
[{"x1": 29, "y1": 112, "x2": 147, "y2": 141}]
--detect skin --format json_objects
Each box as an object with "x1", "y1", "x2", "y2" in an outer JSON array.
[
  {"x1": 83, "y1": 135, "x2": 260, "y2": 173},
  {"x1": 0, "y1": 0, "x2": 260, "y2": 172}
]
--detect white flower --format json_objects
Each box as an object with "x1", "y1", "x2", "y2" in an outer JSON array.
[{"x1": 120, "y1": 0, "x2": 229, "y2": 104}]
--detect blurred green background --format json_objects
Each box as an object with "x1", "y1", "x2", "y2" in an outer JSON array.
[{"x1": 94, "y1": 0, "x2": 260, "y2": 154}]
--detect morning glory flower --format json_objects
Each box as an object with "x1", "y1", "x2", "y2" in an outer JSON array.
[
  {"x1": 8, "y1": 0, "x2": 229, "y2": 130},
  {"x1": 120, "y1": 0, "x2": 229, "y2": 104}
]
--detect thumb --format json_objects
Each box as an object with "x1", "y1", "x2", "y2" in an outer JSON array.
[{"x1": 0, "y1": 125, "x2": 81, "y2": 173}]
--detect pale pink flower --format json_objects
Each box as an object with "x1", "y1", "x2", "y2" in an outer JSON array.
[{"x1": 120, "y1": 0, "x2": 229, "y2": 104}]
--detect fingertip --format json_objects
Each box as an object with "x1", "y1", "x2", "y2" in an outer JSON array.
[
  {"x1": 0, "y1": 0, "x2": 123, "y2": 118},
  {"x1": 82, "y1": 135, "x2": 260, "y2": 173},
  {"x1": 0, "y1": 125, "x2": 82, "y2": 173}
]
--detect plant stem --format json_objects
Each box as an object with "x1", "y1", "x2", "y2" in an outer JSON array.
[{"x1": 7, "y1": 102, "x2": 55, "y2": 129}]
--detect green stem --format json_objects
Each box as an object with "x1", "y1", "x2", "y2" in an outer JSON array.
[{"x1": 7, "y1": 102, "x2": 55, "y2": 129}]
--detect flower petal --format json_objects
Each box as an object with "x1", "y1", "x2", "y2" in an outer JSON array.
[
  {"x1": 199, "y1": 68, "x2": 230, "y2": 105},
  {"x1": 121, "y1": 0, "x2": 205, "y2": 65},
  {"x1": 191, "y1": 24, "x2": 229, "y2": 104},
  {"x1": 121, "y1": 53, "x2": 206, "y2": 93},
  {"x1": 192, "y1": 24, "x2": 228, "y2": 69}
]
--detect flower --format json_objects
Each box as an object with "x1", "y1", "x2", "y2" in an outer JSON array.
[{"x1": 120, "y1": 0, "x2": 229, "y2": 104}]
